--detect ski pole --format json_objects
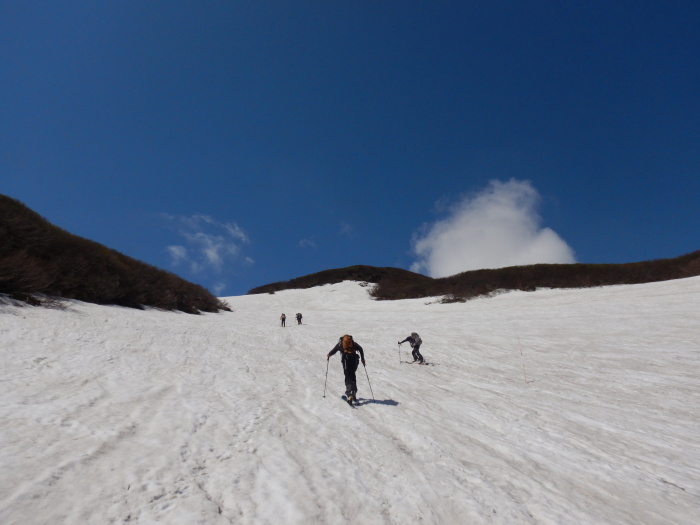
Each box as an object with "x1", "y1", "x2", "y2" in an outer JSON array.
[
  {"x1": 363, "y1": 363, "x2": 374, "y2": 401},
  {"x1": 398, "y1": 343, "x2": 401, "y2": 365},
  {"x1": 323, "y1": 357, "x2": 329, "y2": 398}
]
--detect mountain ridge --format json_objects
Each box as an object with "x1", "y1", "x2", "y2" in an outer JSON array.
[
  {"x1": 0, "y1": 194, "x2": 229, "y2": 313},
  {"x1": 249, "y1": 251, "x2": 700, "y2": 301}
]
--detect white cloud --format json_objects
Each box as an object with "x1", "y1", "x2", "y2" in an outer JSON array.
[
  {"x1": 410, "y1": 179, "x2": 576, "y2": 278},
  {"x1": 163, "y1": 214, "x2": 250, "y2": 273},
  {"x1": 166, "y1": 245, "x2": 188, "y2": 264},
  {"x1": 224, "y1": 223, "x2": 249, "y2": 243},
  {"x1": 339, "y1": 222, "x2": 354, "y2": 236},
  {"x1": 211, "y1": 282, "x2": 227, "y2": 296},
  {"x1": 299, "y1": 238, "x2": 317, "y2": 249},
  {"x1": 183, "y1": 232, "x2": 235, "y2": 269}
]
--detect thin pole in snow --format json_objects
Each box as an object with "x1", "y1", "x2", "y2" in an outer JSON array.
[
  {"x1": 363, "y1": 363, "x2": 375, "y2": 401},
  {"x1": 518, "y1": 336, "x2": 532, "y2": 384}
]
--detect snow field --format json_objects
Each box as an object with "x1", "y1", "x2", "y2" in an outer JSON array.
[{"x1": 1, "y1": 277, "x2": 699, "y2": 524}]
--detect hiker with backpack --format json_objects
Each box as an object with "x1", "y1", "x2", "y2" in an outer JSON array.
[
  {"x1": 296, "y1": 312, "x2": 302, "y2": 325},
  {"x1": 327, "y1": 334, "x2": 365, "y2": 404},
  {"x1": 399, "y1": 332, "x2": 424, "y2": 363},
  {"x1": 280, "y1": 313, "x2": 286, "y2": 327}
]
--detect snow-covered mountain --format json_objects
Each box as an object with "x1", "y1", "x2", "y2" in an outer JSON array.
[{"x1": 1, "y1": 278, "x2": 699, "y2": 524}]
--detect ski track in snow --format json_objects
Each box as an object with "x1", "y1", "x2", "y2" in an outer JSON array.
[{"x1": 1, "y1": 278, "x2": 699, "y2": 524}]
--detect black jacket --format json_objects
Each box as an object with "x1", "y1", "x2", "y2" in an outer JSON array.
[
  {"x1": 399, "y1": 336, "x2": 418, "y2": 347},
  {"x1": 329, "y1": 339, "x2": 365, "y2": 361}
]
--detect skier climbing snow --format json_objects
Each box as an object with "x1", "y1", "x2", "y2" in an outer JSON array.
[
  {"x1": 399, "y1": 332, "x2": 424, "y2": 363},
  {"x1": 327, "y1": 335, "x2": 365, "y2": 404}
]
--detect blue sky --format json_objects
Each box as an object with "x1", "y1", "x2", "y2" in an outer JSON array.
[{"x1": 2, "y1": 2, "x2": 699, "y2": 296}]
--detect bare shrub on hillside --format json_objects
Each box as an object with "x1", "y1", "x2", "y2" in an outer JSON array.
[
  {"x1": 0, "y1": 194, "x2": 230, "y2": 314},
  {"x1": 248, "y1": 251, "x2": 700, "y2": 302},
  {"x1": 371, "y1": 252, "x2": 700, "y2": 301},
  {"x1": 248, "y1": 265, "x2": 431, "y2": 295}
]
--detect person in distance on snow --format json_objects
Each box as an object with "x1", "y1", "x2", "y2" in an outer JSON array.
[
  {"x1": 327, "y1": 334, "x2": 365, "y2": 404},
  {"x1": 399, "y1": 332, "x2": 424, "y2": 363},
  {"x1": 296, "y1": 312, "x2": 302, "y2": 325},
  {"x1": 280, "y1": 313, "x2": 286, "y2": 327}
]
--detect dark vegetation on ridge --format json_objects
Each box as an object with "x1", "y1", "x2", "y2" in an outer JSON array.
[
  {"x1": 249, "y1": 252, "x2": 700, "y2": 302},
  {"x1": 248, "y1": 266, "x2": 431, "y2": 296},
  {"x1": 0, "y1": 195, "x2": 230, "y2": 313}
]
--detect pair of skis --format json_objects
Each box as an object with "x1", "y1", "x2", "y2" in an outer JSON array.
[
  {"x1": 401, "y1": 360, "x2": 435, "y2": 366},
  {"x1": 398, "y1": 343, "x2": 433, "y2": 366},
  {"x1": 341, "y1": 395, "x2": 360, "y2": 408}
]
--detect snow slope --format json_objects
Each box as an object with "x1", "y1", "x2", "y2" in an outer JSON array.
[{"x1": 1, "y1": 278, "x2": 699, "y2": 524}]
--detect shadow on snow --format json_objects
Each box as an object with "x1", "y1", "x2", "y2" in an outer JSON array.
[{"x1": 357, "y1": 398, "x2": 399, "y2": 407}]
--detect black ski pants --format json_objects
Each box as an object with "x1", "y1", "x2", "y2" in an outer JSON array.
[
  {"x1": 341, "y1": 353, "x2": 360, "y2": 395},
  {"x1": 412, "y1": 344, "x2": 424, "y2": 363}
]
